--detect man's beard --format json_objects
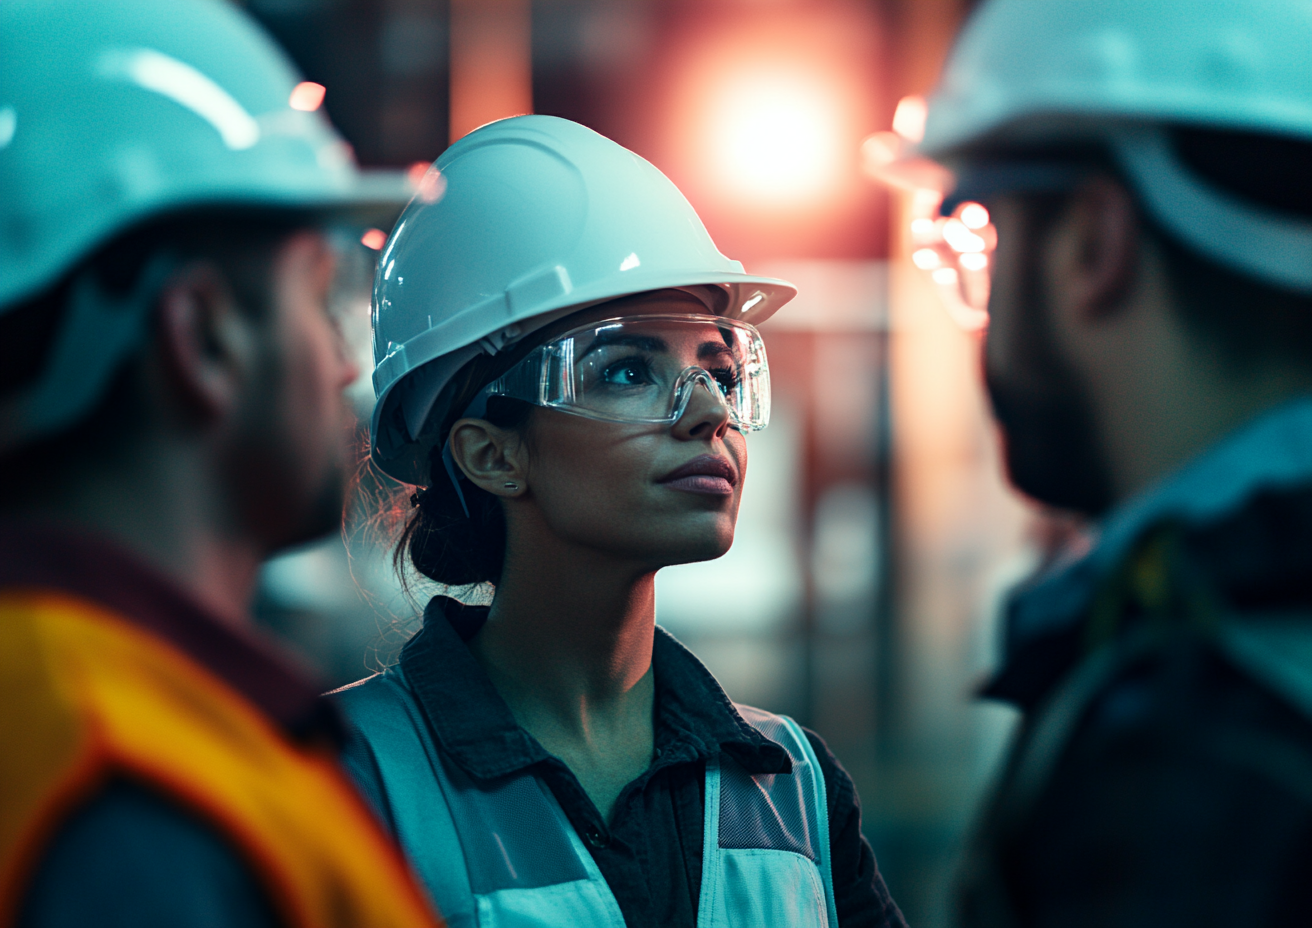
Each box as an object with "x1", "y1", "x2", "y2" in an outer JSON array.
[{"x1": 984, "y1": 258, "x2": 1115, "y2": 517}]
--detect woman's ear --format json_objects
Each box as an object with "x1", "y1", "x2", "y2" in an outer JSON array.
[{"x1": 448, "y1": 418, "x2": 528, "y2": 498}]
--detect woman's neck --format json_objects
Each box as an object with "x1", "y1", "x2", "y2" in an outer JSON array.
[
  {"x1": 474, "y1": 549, "x2": 656, "y2": 727},
  {"x1": 468, "y1": 541, "x2": 658, "y2": 822}
]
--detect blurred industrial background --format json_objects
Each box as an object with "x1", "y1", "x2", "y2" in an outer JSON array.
[{"x1": 243, "y1": 1, "x2": 1044, "y2": 924}]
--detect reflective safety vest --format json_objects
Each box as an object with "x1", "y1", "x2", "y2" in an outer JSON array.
[
  {"x1": 0, "y1": 590, "x2": 443, "y2": 928},
  {"x1": 333, "y1": 667, "x2": 840, "y2": 928}
]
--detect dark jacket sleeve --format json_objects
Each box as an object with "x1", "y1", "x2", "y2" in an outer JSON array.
[
  {"x1": 804, "y1": 728, "x2": 908, "y2": 928},
  {"x1": 18, "y1": 779, "x2": 280, "y2": 928},
  {"x1": 989, "y1": 650, "x2": 1312, "y2": 928}
]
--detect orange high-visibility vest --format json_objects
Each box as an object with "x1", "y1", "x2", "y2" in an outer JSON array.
[{"x1": 0, "y1": 589, "x2": 443, "y2": 928}]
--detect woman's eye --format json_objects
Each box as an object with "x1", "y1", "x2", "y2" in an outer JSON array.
[
  {"x1": 600, "y1": 358, "x2": 653, "y2": 386},
  {"x1": 710, "y1": 366, "x2": 740, "y2": 393}
]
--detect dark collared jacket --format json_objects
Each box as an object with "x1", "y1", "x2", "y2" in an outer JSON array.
[{"x1": 960, "y1": 399, "x2": 1312, "y2": 927}]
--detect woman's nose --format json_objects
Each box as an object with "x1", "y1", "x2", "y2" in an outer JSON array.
[{"x1": 671, "y1": 371, "x2": 732, "y2": 440}]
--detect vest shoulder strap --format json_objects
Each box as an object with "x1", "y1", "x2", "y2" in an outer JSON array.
[
  {"x1": 334, "y1": 666, "x2": 623, "y2": 928},
  {"x1": 333, "y1": 668, "x2": 481, "y2": 927},
  {"x1": 701, "y1": 705, "x2": 838, "y2": 928}
]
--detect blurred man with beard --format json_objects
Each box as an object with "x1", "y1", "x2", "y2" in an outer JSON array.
[
  {"x1": 0, "y1": 1, "x2": 442, "y2": 925},
  {"x1": 905, "y1": 1, "x2": 1312, "y2": 925}
]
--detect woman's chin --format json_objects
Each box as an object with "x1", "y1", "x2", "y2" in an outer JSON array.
[{"x1": 655, "y1": 531, "x2": 735, "y2": 567}]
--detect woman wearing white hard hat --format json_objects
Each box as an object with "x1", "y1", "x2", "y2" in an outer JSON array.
[{"x1": 331, "y1": 116, "x2": 906, "y2": 928}]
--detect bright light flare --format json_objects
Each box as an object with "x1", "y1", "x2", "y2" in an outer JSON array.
[
  {"x1": 710, "y1": 71, "x2": 845, "y2": 205},
  {"x1": 289, "y1": 81, "x2": 326, "y2": 112},
  {"x1": 909, "y1": 218, "x2": 938, "y2": 242},
  {"x1": 959, "y1": 202, "x2": 989, "y2": 229},
  {"x1": 892, "y1": 94, "x2": 927, "y2": 143},
  {"x1": 410, "y1": 167, "x2": 446, "y2": 204},
  {"x1": 899, "y1": 190, "x2": 998, "y2": 333},
  {"x1": 360, "y1": 228, "x2": 387, "y2": 250},
  {"x1": 942, "y1": 218, "x2": 986, "y2": 253},
  {"x1": 911, "y1": 248, "x2": 941, "y2": 270}
]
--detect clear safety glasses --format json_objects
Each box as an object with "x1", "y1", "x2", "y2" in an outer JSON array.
[{"x1": 479, "y1": 313, "x2": 771, "y2": 432}]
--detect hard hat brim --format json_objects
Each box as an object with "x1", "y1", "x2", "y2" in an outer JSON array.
[
  {"x1": 326, "y1": 169, "x2": 418, "y2": 223},
  {"x1": 250, "y1": 168, "x2": 418, "y2": 227}
]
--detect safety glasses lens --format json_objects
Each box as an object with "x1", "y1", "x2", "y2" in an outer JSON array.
[{"x1": 495, "y1": 314, "x2": 769, "y2": 430}]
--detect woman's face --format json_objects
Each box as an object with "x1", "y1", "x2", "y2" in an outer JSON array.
[{"x1": 514, "y1": 292, "x2": 748, "y2": 570}]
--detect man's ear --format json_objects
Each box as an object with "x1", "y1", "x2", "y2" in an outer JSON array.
[
  {"x1": 448, "y1": 418, "x2": 528, "y2": 499},
  {"x1": 1043, "y1": 174, "x2": 1140, "y2": 324},
  {"x1": 154, "y1": 262, "x2": 259, "y2": 424}
]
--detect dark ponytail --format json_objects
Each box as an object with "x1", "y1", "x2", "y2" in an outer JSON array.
[{"x1": 393, "y1": 350, "x2": 534, "y2": 587}]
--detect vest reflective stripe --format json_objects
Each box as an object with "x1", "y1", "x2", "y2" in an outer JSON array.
[
  {"x1": 334, "y1": 668, "x2": 838, "y2": 928},
  {"x1": 0, "y1": 591, "x2": 442, "y2": 928}
]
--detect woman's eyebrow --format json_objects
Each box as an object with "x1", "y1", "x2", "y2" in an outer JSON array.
[
  {"x1": 698, "y1": 341, "x2": 736, "y2": 361},
  {"x1": 578, "y1": 333, "x2": 668, "y2": 360}
]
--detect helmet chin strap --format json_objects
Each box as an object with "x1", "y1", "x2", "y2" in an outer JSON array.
[{"x1": 0, "y1": 253, "x2": 175, "y2": 454}]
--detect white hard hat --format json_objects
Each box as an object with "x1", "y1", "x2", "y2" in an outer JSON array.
[
  {"x1": 918, "y1": 0, "x2": 1312, "y2": 295},
  {"x1": 922, "y1": 0, "x2": 1312, "y2": 159},
  {"x1": 0, "y1": 0, "x2": 412, "y2": 448},
  {"x1": 370, "y1": 115, "x2": 796, "y2": 484}
]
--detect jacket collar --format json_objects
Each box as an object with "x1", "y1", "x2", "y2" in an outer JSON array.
[
  {"x1": 398, "y1": 596, "x2": 791, "y2": 782},
  {"x1": 988, "y1": 395, "x2": 1312, "y2": 707},
  {"x1": 0, "y1": 521, "x2": 340, "y2": 743},
  {"x1": 1009, "y1": 395, "x2": 1312, "y2": 645}
]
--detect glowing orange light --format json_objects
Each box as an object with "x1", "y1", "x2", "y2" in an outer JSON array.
[
  {"x1": 708, "y1": 70, "x2": 845, "y2": 205},
  {"x1": 360, "y1": 228, "x2": 387, "y2": 250},
  {"x1": 960, "y1": 252, "x2": 989, "y2": 271},
  {"x1": 959, "y1": 202, "x2": 989, "y2": 229},
  {"x1": 289, "y1": 81, "x2": 326, "y2": 112},
  {"x1": 892, "y1": 95, "x2": 927, "y2": 143},
  {"x1": 416, "y1": 168, "x2": 446, "y2": 204},
  {"x1": 932, "y1": 267, "x2": 959, "y2": 286},
  {"x1": 407, "y1": 161, "x2": 431, "y2": 187}
]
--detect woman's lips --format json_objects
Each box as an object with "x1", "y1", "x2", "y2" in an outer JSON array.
[{"x1": 658, "y1": 454, "x2": 739, "y2": 496}]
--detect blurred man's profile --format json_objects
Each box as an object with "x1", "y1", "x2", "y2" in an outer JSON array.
[
  {"x1": 0, "y1": 1, "x2": 442, "y2": 925},
  {"x1": 906, "y1": 1, "x2": 1312, "y2": 924}
]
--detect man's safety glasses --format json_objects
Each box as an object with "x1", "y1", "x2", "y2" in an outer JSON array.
[{"x1": 478, "y1": 313, "x2": 771, "y2": 432}]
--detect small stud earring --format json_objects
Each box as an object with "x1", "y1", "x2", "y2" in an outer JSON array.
[{"x1": 503, "y1": 482, "x2": 518, "y2": 491}]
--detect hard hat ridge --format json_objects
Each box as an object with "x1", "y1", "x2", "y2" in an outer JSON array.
[{"x1": 369, "y1": 115, "x2": 797, "y2": 485}]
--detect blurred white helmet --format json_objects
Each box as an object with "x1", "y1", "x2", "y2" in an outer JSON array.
[
  {"x1": 919, "y1": 0, "x2": 1312, "y2": 294},
  {"x1": 923, "y1": 0, "x2": 1312, "y2": 158},
  {"x1": 371, "y1": 115, "x2": 796, "y2": 484},
  {"x1": 0, "y1": 0, "x2": 412, "y2": 449}
]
